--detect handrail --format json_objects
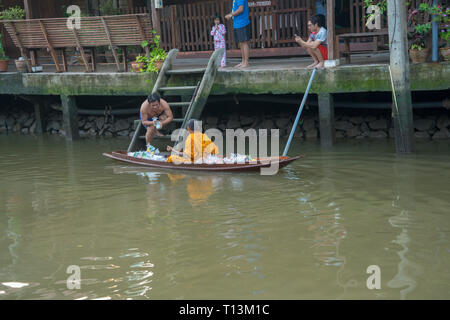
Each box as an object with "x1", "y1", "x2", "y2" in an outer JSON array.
[
  {"x1": 0, "y1": 13, "x2": 151, "y2": 23},
  {"x1": 181, "y1": 48, "x2": 224, "y2": 128}
]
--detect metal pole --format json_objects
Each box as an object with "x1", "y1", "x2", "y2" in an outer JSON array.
[
  {"x1": 432, "y1": 0, "x2": 439, "y2": 62},
  {"x1": 283, "y1": 68, "x2": 317, "y2": 157}
]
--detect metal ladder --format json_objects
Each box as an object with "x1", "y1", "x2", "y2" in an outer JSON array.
[{"x1": 127, "y1": 48, "x2": 224, "y2": 152}]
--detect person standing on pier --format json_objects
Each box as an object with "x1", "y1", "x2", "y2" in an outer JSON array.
[
  {"x1": 140, "y1": 93, "x2": 173, "y2": 148},
  {"x1": 211, "y1": 14, "x2": 227, "y2": 68},
  {"x1": 225, "y1": 0, "x2": 251, "y2": 69},
  {"x1": 295, "y1": 14, "x2": 328, "y2": 69}
]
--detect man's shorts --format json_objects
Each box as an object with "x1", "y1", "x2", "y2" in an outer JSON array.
[
  {"x1": 318, "y1": 45, "x2": 328, "y2": 61},
  {"x1": 140, "y1": 114, "x2": 155, "y2": 129},
  {"x1": 234, "y1": 23, "x2": 251, "y2": 43}
]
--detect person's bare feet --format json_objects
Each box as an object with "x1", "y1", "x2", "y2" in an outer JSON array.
[
  {"x1": 307, "y1": 62, "x2": 318, "y2": 69},
  {"x1": 315, "y1": 62, "x2": 325, "y2": 69},
  {"x1": 237, "y1": 63, "x2": 249, "y2": 69},
  {"x1": 235, "y1": 62, "x2": 243, "y2": 68}
]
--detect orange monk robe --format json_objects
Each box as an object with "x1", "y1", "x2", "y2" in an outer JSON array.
[{"x1": 167, "y1": 132, "x2": 219, "y2": 164}]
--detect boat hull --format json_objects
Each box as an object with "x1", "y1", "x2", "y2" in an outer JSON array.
[{"x1": 103, "y1": 151, "x2": 303, "y2": 172}]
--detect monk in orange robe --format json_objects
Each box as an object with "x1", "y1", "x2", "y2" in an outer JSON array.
[{"x1": 167, "y1": 119, "x2": 219, "y2": 164}]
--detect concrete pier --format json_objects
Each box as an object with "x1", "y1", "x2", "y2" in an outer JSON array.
[
  {"x1": 318, "y1": 93, "x2": 335, "y2": 148},
  {"x1": 0, "y1": 61, "x2": 448, "y2": 97},
  {"x1": 388, "y1": 0, "x2": 415, "y2": 153},
  {"x1": 33, "y1": 102, "x2": 45, "y2": 134},
  {"x1": 61, "y1": 95, "x2": 79, "y2": 140}
]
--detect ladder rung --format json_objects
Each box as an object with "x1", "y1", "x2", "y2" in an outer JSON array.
[
  {"x1": 132, "y1": 118, "x2": 183, "y2": 129},
  {"x1": 159, "y1": 86, "x2": 197, "y2": 91},
  {"x1": 166, "y1": 68, "x2": 206, "y2": 75},
  {"x1": 139, "y1": 135, "x2": 172, "y2": 139},
  {"x1": 169, "y1": 102, "x2": 191, "y2": 107}
]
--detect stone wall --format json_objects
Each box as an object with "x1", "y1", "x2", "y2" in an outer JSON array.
[
  {"x1": 1, "y1": 103, "x2": 449, "y2": 140},
  {"x1": 201, "y1": 108, "x2": 450, "y2": 140}
]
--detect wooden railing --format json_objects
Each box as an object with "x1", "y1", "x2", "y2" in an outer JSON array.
[
  {"x1": 118, "y1": 6, "x2": 149, "y2": 14},
  {"x1": 350, "y1": 0, "x2": 390, "y2": 35},
  {"x1": 347, "y1": 0, "x2": 430, "y2": 46},
  {"x1": 157, "y1": 1, "x2": 311, "y2": 53},
  {"x1": 349, "y1": 0, "x2": 433, "y2": 35}
]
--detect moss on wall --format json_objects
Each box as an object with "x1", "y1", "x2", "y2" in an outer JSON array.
[{"x1": 0, "y1": 62, "x2": 449, "y2": 97}]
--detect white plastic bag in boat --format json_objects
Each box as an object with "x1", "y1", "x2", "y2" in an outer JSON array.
[
  {"x1": 204, "y1": 155, "x2": 220, "y2": 164},
  {"x1": 223, "y1": 157, "x2": 235, "y2": 164},
  {"x1": 194, "y1": 158, "x2": 204, "y2": 164},
  {"x1": 235, "y1": 154, "x2": 247, "y2": 164},
  {"x1": 141, "y1": 152, "x2": 166, "y2": 161},
  {"x1": 152, "y1": 155, "x2": 166, "y2": 161}
]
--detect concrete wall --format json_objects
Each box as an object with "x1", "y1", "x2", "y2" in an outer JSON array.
[{"x1": 1, "y1": 62, "x2": 449, "y2": 96}]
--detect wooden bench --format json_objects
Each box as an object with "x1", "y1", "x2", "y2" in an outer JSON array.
[
  {"x1": 1, "y1": 14, "x2": 153, "y2": 73},
  {"x1": 337, "y1": 30, "x2": 389, "y2": 63}
]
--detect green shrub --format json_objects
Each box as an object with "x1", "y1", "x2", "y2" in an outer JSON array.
[
  {"x1": 136, "y1": 31, "x2": 167, "y2": 74},
  {"x1": 0, "y1": 6, "x2": 25, "y2": 20}
]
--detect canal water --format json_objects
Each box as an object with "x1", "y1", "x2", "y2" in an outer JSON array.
[{"x1": 0, "y1": 135, "x2": 449, "y2": 300}]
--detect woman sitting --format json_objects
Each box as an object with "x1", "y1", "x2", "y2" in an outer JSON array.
[{"x1": 167, "y1": 119, "x2": 219, "y2": 164}]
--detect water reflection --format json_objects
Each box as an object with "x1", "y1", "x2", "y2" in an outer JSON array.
[
  {"x1": 1, "y1": 136, "x2": 449, "y2": 299},
  {"x1": 296, "y1": 154, "x2": 352, "y2": 298},
  {"x1": 110, "y1": 166, "x2": 228, "y2": 207},
  {"x1": 387, "y1": 159, "x2": 423, "y2": 300}
]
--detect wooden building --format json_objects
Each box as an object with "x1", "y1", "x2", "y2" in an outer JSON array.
[{"x1": 1, "y1": 1, "x2": 426, "y2": 62}]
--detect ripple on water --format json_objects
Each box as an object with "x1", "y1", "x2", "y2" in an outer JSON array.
[{"x1": 1, "y1": 137, "x2": 450, "y2": 299}]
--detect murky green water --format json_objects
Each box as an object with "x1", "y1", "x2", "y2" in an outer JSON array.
[{"x1": 0, "y1": 135, "x2": 449, "y2": 300}]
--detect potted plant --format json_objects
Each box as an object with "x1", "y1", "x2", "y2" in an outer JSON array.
[
  {"x1": 0, "y1": 34, "x2": 9, "y2": 72},
  {"x1": 134, "y1": 31, "x2": 167, "y2": 73},
  {"x1": 131, "y1": 55, "x2": 145, "y2": 72},
  {"x1": 407, "y1": 8, "x2": 432, "y2": 63},
  {"x1": 420, "y1": 3, "x2": 450, "y2": 61},
  {"x1": 150, "y1": 31, "x2": 167, "y2": 70},
  {"x1": 0, "y1": 6, "x2": 25, "y2": 72}
]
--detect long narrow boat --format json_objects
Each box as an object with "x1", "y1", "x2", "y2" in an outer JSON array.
[{"x1": 103, "y1": 151, "x2": 303, "y2": 172}]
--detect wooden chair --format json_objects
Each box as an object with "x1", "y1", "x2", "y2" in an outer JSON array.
[{"x1": 1, "y1": 14, "x2": 153, "y2": 72}]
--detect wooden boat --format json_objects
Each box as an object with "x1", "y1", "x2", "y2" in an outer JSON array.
[{"x1": 103, "y1": 151, "x2": 303, "y2": 172}]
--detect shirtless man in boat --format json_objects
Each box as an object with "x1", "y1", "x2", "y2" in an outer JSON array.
[{"x1": 140, "y1": 93, "x2": 173, "y2": 146}]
